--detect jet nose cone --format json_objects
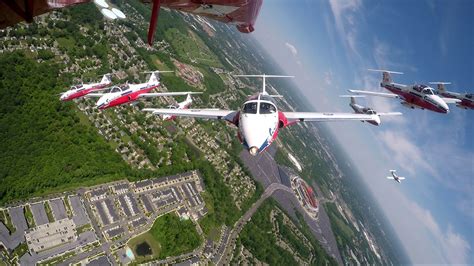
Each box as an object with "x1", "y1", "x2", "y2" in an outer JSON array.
[
  {"x1": 434, "y1": 96, "x2": 449, "y2": 113},
  {"x1": 249, "y1": 146, "x2": 259, "y2": 156}
]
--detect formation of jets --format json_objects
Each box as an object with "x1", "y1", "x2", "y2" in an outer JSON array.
[
  {"x1": 3, "y1": 0, "x2": 469, "y2": 183},
  {"x1": 143, "y1": 74, "x2": 388, "y2": 156},
  {"x1": 60, "y1": 71, "x2": 201, "y2": 110},
  {"x1": 61, "y1": 69, "x2": 471, "y2": 162}
]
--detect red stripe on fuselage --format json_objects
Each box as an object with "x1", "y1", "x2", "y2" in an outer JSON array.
[
  {"x1": 383, "y1": 85, "x2": 446, "y2": 113},
  {"x1": 459, "y1": 99, "x2": 474, "y2": 109},
  {"x1": 61, "y1": 83, "x2": 110, "y2": 101},
  {"x1": 100, "y1": 86, "x2": 158, "y2": 109}
]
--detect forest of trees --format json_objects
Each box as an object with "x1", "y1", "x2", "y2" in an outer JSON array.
[
  {"x1": 0, "y1": 52, "x2": 130, "y2": 204},
  {"x1": 150, "y1": 213, "x2": 201, "y2": 259}
]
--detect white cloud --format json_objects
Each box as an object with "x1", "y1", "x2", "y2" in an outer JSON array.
[
  {"x1": 408, "y1": 201, "x2": 471, "y2": 264},
  {"x1": 328, "y1": 0, "x2": 363, "y2": 59},
  {"x1": 324, "y1": 71, "x2": 333, "y2": 86},
  {"x1": 376, "y1": 130, "x2": 436, "y2": 176},
  {"x1": 285, "y1": 42, "x2": 298, "y2": 56}
]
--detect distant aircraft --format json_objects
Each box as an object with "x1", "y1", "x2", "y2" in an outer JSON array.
[
  {"x1": 0, "y1": 0, "x2": 262, "y2": 45},
  {"x1": 349, "y1": 69, "x2": 460, "y2": 114},
  {"x1": 386, "y1": 170, "x2": 405, "y2": 183},
  {"x1": 143, "y1": 74, "x2": 383, "y2": 156},
  {"x1": 340, "y1": 95, "x2": 402, "y2": 126},
  {"x1": 85, "y1": 71, "x2": 201, "y2": 109},
  {"x1": 60, "y1": 74, "x2": 112, "y2": 101},
  {"x1": 430, "y1": 82, "x2": 473, "y2": 110},
  {"x1": 162, "y1": 93, "x2": 195, "y2": 121}
]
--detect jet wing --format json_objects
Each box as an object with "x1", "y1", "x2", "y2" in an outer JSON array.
[
  {"x1": 84, "y1": 93, "x2": 105, "y2": 98},
  {"x1": 441, "y1": 97, "x2": 461, "y2": 104},
  {"x1": 349, "y1": 90, "x2": 400, "y2": 99},
  {"x1": 138, "y1": 92, "x2": 203, "y2": 98},
  {"x1": 283, "y1": 112, "x2": 377, "y2": 123},
  {"x1": 143, "y1": 108, "x2": 238, "y2": 122},
  {"x1": 376, "y1": 112, "x2": 403, "y2": 116}
]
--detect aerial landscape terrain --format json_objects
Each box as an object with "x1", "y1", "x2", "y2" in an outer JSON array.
[{"x1": 0, "y1": 0, "x2": 472, "y2": 265}]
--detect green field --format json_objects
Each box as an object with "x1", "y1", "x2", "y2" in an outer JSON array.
[
  {"x1": 128, "y1": 231, "x2": 161, "y2": 263},
  {"x1": 128, "y1": 213, "x2": 201, "y2": 262},
  {"x1": 0, "y1": 209, "x2": 16, "y2": 234},
  {"x1": 44, "y1": 201, "x2": 55, "y2": 223},
  {"x1": 24, "y1": 205, "x2": 35, "y2": 228},
  {"x1": 164, "y1": 28, "x2": 222, "y2": 68},
  {"x1": 11, "y1": 243, "x2": 28, "y2": 259}
]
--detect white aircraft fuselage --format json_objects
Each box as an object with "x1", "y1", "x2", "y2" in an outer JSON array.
[
  {"x1": 60, "y1": 80, "x2": 111, "y2": 101},
  {"x1": 96, "y1": 82, "x2": 159, "y2": 109},
  {"x1": 237, "y1": 94, "x2": 281, "y2": 155},
  {"x1": 383, "y1": 82, "x2": 449, "y2": 113}
]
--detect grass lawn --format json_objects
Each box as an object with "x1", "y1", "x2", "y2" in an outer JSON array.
[
  {"x1": 57, "y1": 37, "x2": 75, "y2": 50},
  {"x1": 24, "y1": 205, "x2": 36, "y2": 228},
  {"x1": 127, "y1": 231, "x2": 161, "y2": 262},
  {"x1": 44, "y1": 201, "x2": 55, "y2": 223},
  {"x1": 128, "y1": 213, "x2": 201, "y2": 262},
  {"x1": 164, "y1": 28, "x2": 222, "y2": 68},
  {"x1": 0, "y1": 209, "x2": 16, "y2": 234}
]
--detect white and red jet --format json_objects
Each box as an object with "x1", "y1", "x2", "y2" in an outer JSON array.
[
  {"x1": 144, "y1": 74, "x2": 382, "y2": 156},
  {"x1": 60, "y1": 74, "x2": 112, "y2": 101},
  {"x1": 162, "y1": 93, "x2": 195, "y2": 121},
  {"x1": 86, "y1": 71, "x2": 200, "y2": 109},
  {"x1": 340, "y1": 95, "x2": 402, "y2": 126},
  {"x1": 349, "y1": 69, "x2": 459, "y2": 114},
  {"x1": 430, "y1": 82, "x2": 473, "y2": 110}
]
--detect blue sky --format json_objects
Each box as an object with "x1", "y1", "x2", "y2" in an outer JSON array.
[{"x1": 250, "y1": 0, "x2": 473, "y2": 264}]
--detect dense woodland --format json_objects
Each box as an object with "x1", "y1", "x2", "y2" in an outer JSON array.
[
  {"x1": 150, "y1": 213, "x2": 201, "y2": 259},
  {"x1": 0, "y1": 52, "x2": 128, "y2": 203}
]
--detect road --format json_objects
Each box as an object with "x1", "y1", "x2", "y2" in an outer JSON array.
[
  {"x1": 240, "y1": 148, "x2": 343, "y2": 265},
  {"x1": 216, "y1": 183, "x2": 292, "y2": 265}
]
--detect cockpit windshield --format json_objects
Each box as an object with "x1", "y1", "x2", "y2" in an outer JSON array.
[
  {"x1": 421, "y1": 88, "x2": 434, "y2": 95},
  {"x1": 243, "y1": 102, "x2": 258, "y2": 114},
  {"x1": 259, "y1": 102, "x2": 276, "y2": 114},
  {"x1": 465, "y1": 94, "x2": 473, "y2": 99},
  {"x1": 110, "y1": 86, "x2": 122, "y2": 93},
  {"x1": 413, "y1": 84, "x2": 427, "y2": 92},
  {"x1": 362, "y1": 108, "x2": 376, "y2": 115}
]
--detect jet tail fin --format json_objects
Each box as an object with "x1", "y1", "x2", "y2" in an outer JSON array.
[
  {"x1": 185, "y1": 93, "x2": 193, "y2": 102},
  {"x1": 429, "y1": 82, "x2": 451, "y2": 93},
  {"x1": 100, "y1": 74, "x2": 112, "y2": 85},
  {"x1": 368, "y1": 69, "x2": 403, "y2": 85}
]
